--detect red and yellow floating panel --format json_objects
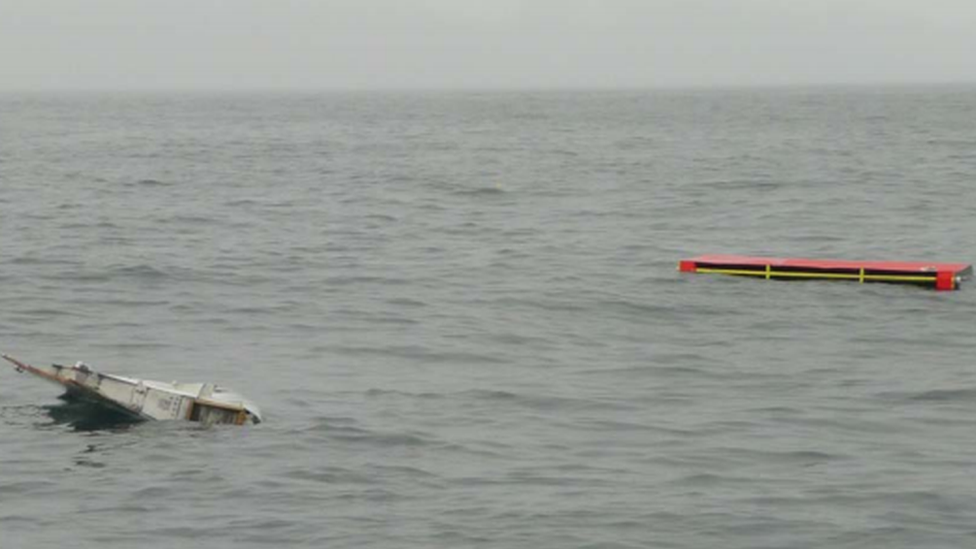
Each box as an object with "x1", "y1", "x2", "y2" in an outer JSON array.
[{"x1": 679, "y1": 255, "x2": 972, "y2": 291}]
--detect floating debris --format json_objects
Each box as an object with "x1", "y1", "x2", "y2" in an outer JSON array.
[
  {"x1": 679, "y1": 255, "x2": 972, "y2": 291},
  {"x1": 2, "y1": 354, "x2": 262, "y2": 425}
]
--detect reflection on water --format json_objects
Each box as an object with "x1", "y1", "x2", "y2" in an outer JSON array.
[
  {"x1": 43, "y1": 394, "x2": 144, "y2": 432},
  {"x1": 75, "y1": 443, "x2": 109, "y2": 468}
]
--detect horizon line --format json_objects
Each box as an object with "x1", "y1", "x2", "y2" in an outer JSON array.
[{"x1": 2, "y1": 80, "x2": 976, "y2": 95}]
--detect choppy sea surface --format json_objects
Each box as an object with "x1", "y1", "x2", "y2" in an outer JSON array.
[{"x1": 2, "y1": 87, "x2": 976, "y2": 548}]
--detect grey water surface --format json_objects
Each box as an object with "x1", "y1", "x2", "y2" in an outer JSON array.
[{"x1": 2, "y1": 87, "x2": 976, "y2": 548}]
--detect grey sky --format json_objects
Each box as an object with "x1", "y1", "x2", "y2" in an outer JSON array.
[{"x1": 1, "y1": 0, "x2": 974, "y2": 90}]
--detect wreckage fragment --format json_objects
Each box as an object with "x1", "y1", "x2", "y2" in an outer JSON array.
[{"x1": 2, "y1": 354, "x2": 262, "y2": 425}]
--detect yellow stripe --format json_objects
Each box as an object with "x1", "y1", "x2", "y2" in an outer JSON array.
[
  {"x1": 695, "y1": 268, "x2": 769, "y2": 277},
  {"x1": 695, "y1": 268, "x2": 936, "y2": 283}
]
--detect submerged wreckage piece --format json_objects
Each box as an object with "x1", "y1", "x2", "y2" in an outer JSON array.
[{"x1": 2, "y1": 354, "x2": 262, "y2": 425}]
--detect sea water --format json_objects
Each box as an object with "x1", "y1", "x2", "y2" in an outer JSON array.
[{"x1": 2, "y1": 87, "x2": 976, "y2": 548}]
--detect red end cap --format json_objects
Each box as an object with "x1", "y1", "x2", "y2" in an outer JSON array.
[
  {"x1": 936, "y1": 271, "x2": 956, "y2": 291},
  {"x1": 678, "y1": 260, "x2": 697, "y2": 273}
]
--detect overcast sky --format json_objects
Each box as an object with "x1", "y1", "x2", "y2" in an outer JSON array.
[{"x1": 1, "y1": 0, "x2": 974, "y2": 91}]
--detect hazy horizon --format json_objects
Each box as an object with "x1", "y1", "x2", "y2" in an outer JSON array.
[
  {"x1": 4, "y1": 81, "x2": 976, "y2": 96},
  {"x1": 2, "y1": 0, "x2": 975, "y2": 92}
]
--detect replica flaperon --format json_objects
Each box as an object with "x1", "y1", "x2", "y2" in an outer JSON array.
[{"x1": 679, "y1": 255, "x2": 972, "y2": 291}]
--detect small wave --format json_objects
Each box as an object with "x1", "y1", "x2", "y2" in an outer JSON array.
[
  {"x1": 460, "y1": 389, "x2": 519, "y2": 401},
  {"x1": 577, "y1": 361, "x2": 715, "y2": 379},
  {"x1": 385, "y1": 297, "x2": 427, "y2": 307},
  {"x1": 10, "y1": 256, "x2": 79, "y2": 267},
  {"x1": 330, "y1": 345, "x2": 505, "y2": 364},
  {"x1": 16, "y1": 307, "x2": 84, "y2": 317},
  {"x1": 306, "y1": 414, "x2": 358, "y2": 426},
  {"x1": 902, "y1": 388, "x2": 976, "y2": 402},
  {"x1": 364, "y1": 388, "x2": 445, "y2": 400},
  {"x1": 578, "y1": 419, "x2": 692, "y2": 434},
  {"x1": 719, "y1": 447, "x2": 846, "y2": 466},
  {"x1": 323, "y1": 275, "x2": 411, "y2": 286},
  {"x1": 224, "y1": 304, "x2": 298, "y2": 315},
  {"x1": 225, "y1": 198, "x2": 259, "y2": 207},
  {"x1": 0, "y1": 514, "x2": 44, "y2": 525},
  {"x1": 493, "y1": 296, "x2": 590, "y2": 313},
  {"x1": 128, "y1": 179, "x2": 173, "y2": 187},
  {"x1": 92, "y1": 298, "x2": 172, "y2": 308},
  {"x1": 0, "y1": 404, "x2": 48, "y2": 425},
  {"x1": 300, "y1": 421, "x2": 369, "y2": 435},
  {"x1": 368, "y1": 464, "x2": 438, "y2": 478},
  {"x1": 113, "y1": 264, "x2": 171, "y2": 280},
  {"x1": 45, "y1": 264, "x2": 173, "y2": 283},
  {"x1": 89, "y1": 341, "x2": 170, "y2": 350},
  {"x1": 456, "y1": 391, "x2": 625, "y2": 413},
  {"x1": 453, "y1": 186, "x2": 507, "y2": 196},
  {"x1": 0, "y1": 480, "x2": 59, "y2": 495},
  {"x1": 704, "y1": 178, "x2": 784, "y2": 191},
  {"x1": 165, "y1": 215, "x2": 214, "y2": 225},
  {"x1": 670, "y1": 473, "x2": 759, "y2": 487},
  {"x1": 281, "y1": 466, "x2": 371, "y2": 484},
  {"x1": 60, "y1": 221, "x2": 122, "y2": 230},
  {"x1": 363, "y1": 214, "x2": 398, "y2": 222},
  {"x1": 327, "y1": 429, "x2": 435, "y2": 448},
  {"x1": 130, "y1": 485, "x2": 174, "y2": 499},
  {"x1": 362, "y1": 388, "x2": 523, "y2": 404}
]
